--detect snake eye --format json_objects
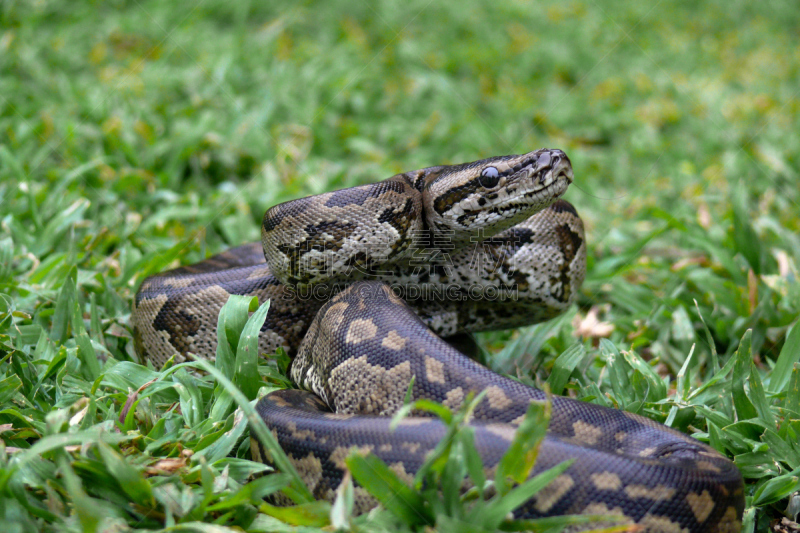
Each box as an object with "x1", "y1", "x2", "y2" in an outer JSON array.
[{"x1": 479, "y1": 166, "x2": 500, "y2": 188}]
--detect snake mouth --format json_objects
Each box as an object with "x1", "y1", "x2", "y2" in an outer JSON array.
[
  {"x1": 455, "y1": 171, "x2": 572, "y2": 230},
  {"x1": 521, "y1": 167, "x2": 572, "y2": 199},
  {"x1": 430, "y1": 148, "x2": 575, "y2": 233},
  {"x1": 490, "y1": 151, "x2": 574, "y2": 211},
  {"x1": 520, "y1": 150, "x2": 573, "y2": 189},
  {"x1": 488, "y1": 177, "x2": 570, "y2": 218}
]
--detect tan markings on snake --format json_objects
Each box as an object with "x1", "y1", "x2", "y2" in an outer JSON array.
[
  {"x1": 290, "y1": 454, "x2": 323, "y2": 492},
  {"x1": 700, "y1": 449, "x2": 724, "y2": 458},
  {"x1": 717, "y1": 507, "x2": 743, "y2": 533},
  {"x1": 484, "y1": 424, "x2": 515, "y2": 441},
  {"x1": 425, "y1": 356, "x2": 446, "y2": 384},
  {"x1": 485, "y1": 385, "x2": 513, "y2": 410},
  {"x1": 533, "y1": 474, "x2": 574, "y2": 513},
  {"x1": 249, "y1": 439, "x2": 264, "y2": 464},
  {"x1": 381, "y1": 330, "x2": 406, "y2": 350},
  {"x1": 443, "y1": 386, "x2": 464, "y2": 411},
  {"x1": 686, "y1": 490, "x2": 715, "y2": 523},
  {"x1": 268, "y1": 395, "x2": 292, "y2": 408},
  {"x1": 511, "y1": 413, "x2": 526, "y2": 425},
  {"x1": 396, "y1": 418, "x2": 433, "y2": 426},
  {"x1": 329, "y1": 445, "x2": 373, "y2": 470},
  {"x1": 388, "y1": 462, "x2": 415, "y2": 485},
  {"x1": 590, "y1": 472, "x2": 622, "y2": 491},
  {"x1": 580, "y1": 502, "x2": 632, "y2": 525},
  {"x1": 344, "y1": 318, "x2": 377, "y2": 344},
  {"x1": 638, "y1": 446, "x2": 658, "y2": 457},
  {"x1": 571, "y1": 420, "x2": 604, "y2": 446},
  {"x1": 286, "y1": 422, "x2": 315, "y2": 440},
  {"x1": 132, "y1": 294, "x2": 171, "y2": 358},
  {"x1": 323, "y1": 302, "x2": 349, "y2": 331},
  {"x1": 322, "y1": 412, "x2": 355, "y2": 420},
  {"x1": 246, "y1": 265, "x2": 272, "y2": 280},
  {"x1": 624, "y1": 484, "x2": 676, "y2": 501},
  {"x1": 330, "y1": 357, "x2": 412, "y2": 415},
  {"x1": 638, "y1": 514, "x2": 689, "y2": 533},
  {"x1": 401, "y1": 442, "x2": 421, "y2": 454},
  {"x1": 162, "y1": 277, "x2": 196, "y2": 288},
  {"x1": 697, "y1": 460, "x2": 722, "y2": 473}
]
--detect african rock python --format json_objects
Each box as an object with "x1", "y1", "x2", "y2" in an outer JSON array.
[{"x1": 133, "y1": 149, "x2": 744, "y2": 532}]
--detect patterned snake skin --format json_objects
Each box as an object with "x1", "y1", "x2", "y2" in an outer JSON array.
[{"x1": 133, "y1": 149, "x2": 744, "y2": 532}]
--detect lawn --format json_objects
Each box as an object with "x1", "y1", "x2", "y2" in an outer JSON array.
[{"x1": 1, "y1": 0, "x2": 799, "y2": 531}]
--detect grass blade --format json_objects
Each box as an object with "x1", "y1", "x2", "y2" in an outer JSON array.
[
  {"x1": 346, "y1": 452, "x2": 433, "y2": 527},
  {"x1": 732, "y1": 330, "x2": 758, "y2": 421},
  {"x1": 234, "y1": 299, "x2": 270, "y2": 401},
  {"x1": 193, "y1": 360, "x2": 314, "y2": 504},
  {"x1": 770, "y1": 323, "x2": 800, "y2": 394},
  {"x1": 546, "y1": 344, "x2": 585, "y2": 396}
]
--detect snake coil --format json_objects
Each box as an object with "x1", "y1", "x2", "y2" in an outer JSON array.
[{"x1": 133, "y1": 149, "x2": 744, "y2": 532}]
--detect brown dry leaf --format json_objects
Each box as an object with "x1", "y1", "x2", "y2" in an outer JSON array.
[
  {"x1": 748, "y1": 269, "x2": 758, "y2": 314},
  {"x1": 671, "y1": 256, "x2": 706, "y2": 272},
  {"x1": 2, "y1": 445, "x2": 23, "y2": 454},
  {"x1": 774, "y1": 249, "x2": 792, "y2": 277},
  {"x1": 145, "y1": 457, "x2": 187, "y2": 476},
  {"x1": 572, "y1": 307, "x2": 615, "y2": 339},
  {"x1": 697, "y1": 202, "x2": 711, "y2": 229},
  {"x1": 69, "y1": 405, "x2": 89, "y2": 427},
  {"x1": 771, "y1": 517, "x2": 800, "y2": 533},
  {"x1": 69, "y1": 397, "x2": 90, "y2": 427}
]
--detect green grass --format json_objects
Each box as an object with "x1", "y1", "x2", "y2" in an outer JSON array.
[{"x1": 1, "y1": 0, "x2": 799, "y2": 531}]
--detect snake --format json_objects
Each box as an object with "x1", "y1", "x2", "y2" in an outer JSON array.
[{"x1": 132, "y1": 149, "x2": 745, "y2": 532}]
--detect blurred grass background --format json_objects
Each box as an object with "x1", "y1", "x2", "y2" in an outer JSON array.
[{"x1": 2, "y1": 0, "x2": 800, "y2": 531}]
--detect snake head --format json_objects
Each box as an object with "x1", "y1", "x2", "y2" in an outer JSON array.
[{"x1": 423, "y1": 148, "x2": 573, "y2": 242}]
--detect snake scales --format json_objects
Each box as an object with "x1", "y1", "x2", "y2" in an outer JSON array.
[{"x1": 133, "y1": 149, "x2": 744, "y2": 532}]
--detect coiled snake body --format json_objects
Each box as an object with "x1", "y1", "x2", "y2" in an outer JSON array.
[{"x1": 133, "y1": 149, "x2": 744, "y2": 532}]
